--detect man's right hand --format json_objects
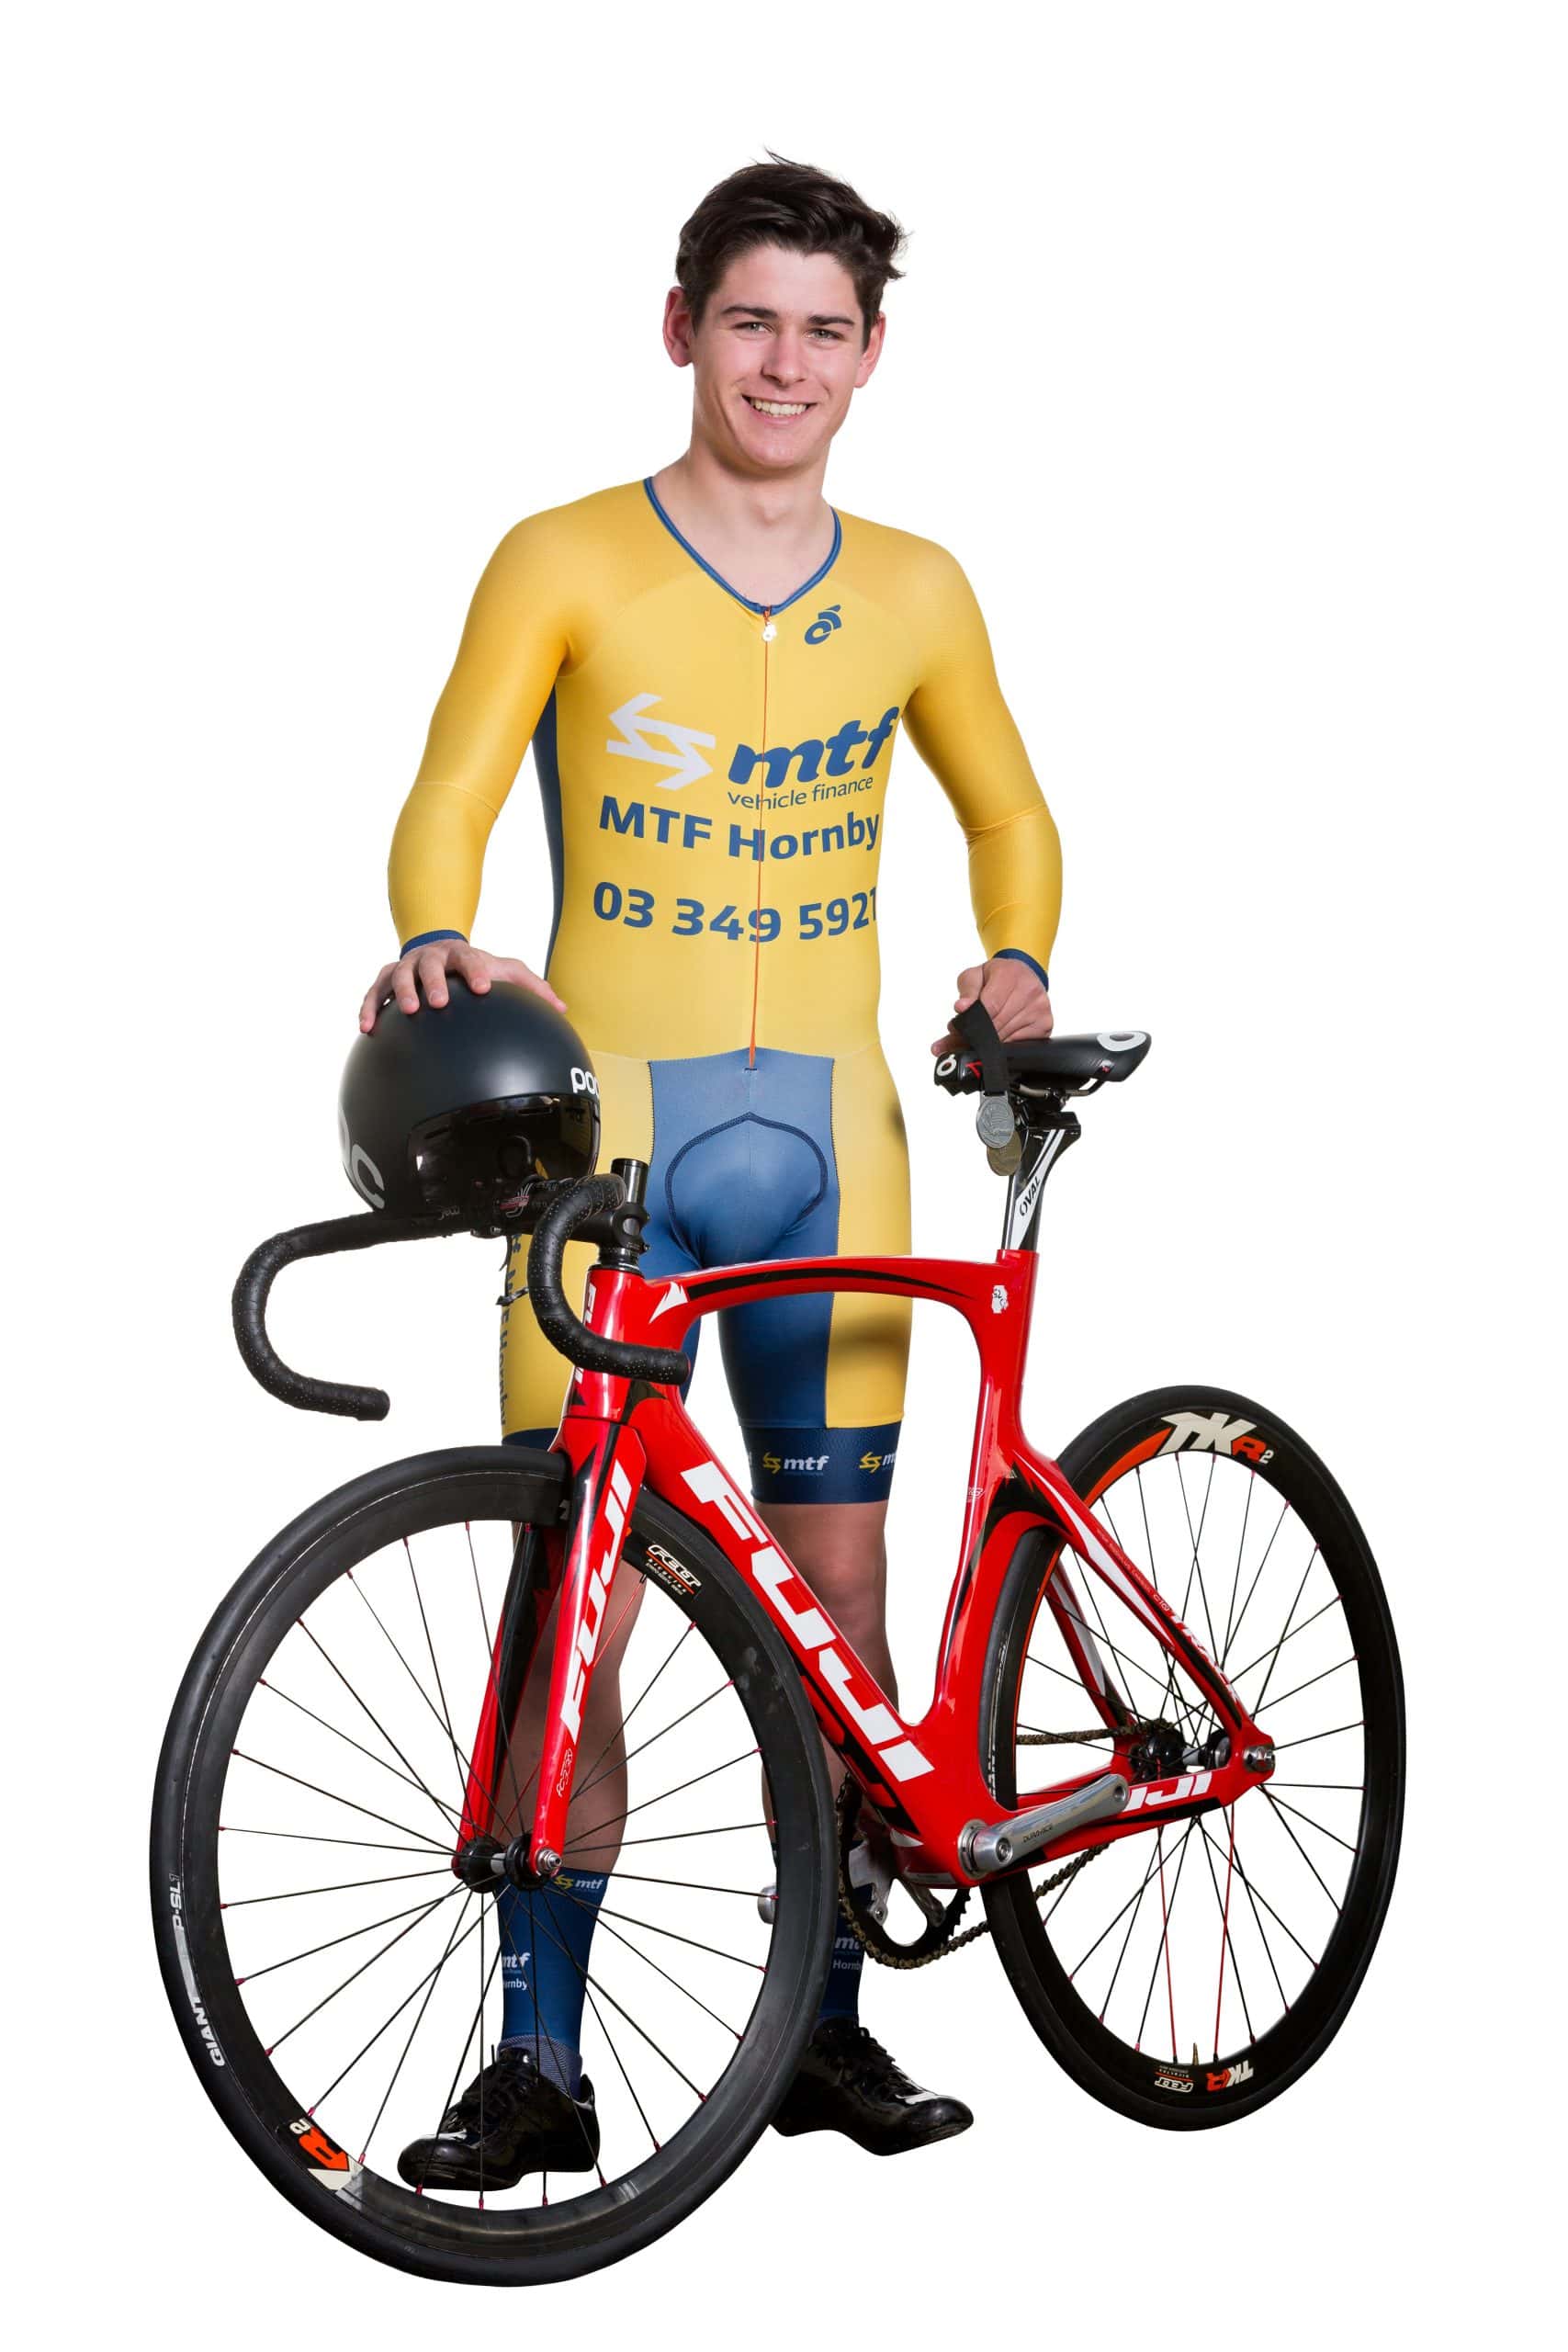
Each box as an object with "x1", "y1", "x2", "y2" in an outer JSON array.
[{"x1": 358, "y1": 939, "x2": 566, "y2": 1033}]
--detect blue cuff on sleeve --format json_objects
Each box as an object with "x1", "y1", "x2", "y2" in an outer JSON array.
[
  {"x1": 994, "y1": 947, "x2": 1050, "y2": 990},
  {"x1": 399, "y1": 930, "x2": 468, "y2": 955}
]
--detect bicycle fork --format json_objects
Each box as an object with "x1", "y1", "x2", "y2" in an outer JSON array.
[{"x1": 454, "y1": 1419, "x2": 649, "y2": 1885}]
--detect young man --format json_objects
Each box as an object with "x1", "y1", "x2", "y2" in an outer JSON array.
[{"x1": 364, "y1": 156, "x2": 1060, "y2": 2178}]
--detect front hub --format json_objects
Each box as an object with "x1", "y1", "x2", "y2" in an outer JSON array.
[{"x1": 450, "y1": 1833, "x2": 561, "y2": 1890}]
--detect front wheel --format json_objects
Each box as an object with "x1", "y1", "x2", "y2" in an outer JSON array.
[
  {"x1": 983, "y1": 1387, "x2": 1404, "y2": 2128},
  {"x1": 152, "y1": 1447, "x2": 835, "y2": 2282}
]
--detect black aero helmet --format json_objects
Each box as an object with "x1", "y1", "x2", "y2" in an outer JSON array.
[{"x1": 339, "y1": 979, "x2": 600, "y2": 1221}]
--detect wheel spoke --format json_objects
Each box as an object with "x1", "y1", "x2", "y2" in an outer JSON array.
[
  {"x1": 1264, "y1": 1791, "x2": 1359, "y2": 1855},
  {"x1": 1203, "y1": 1818, "x2": 1318, "y2": 1969},
  {"x1": 1069, "y1": 1826, "x2": 1177, "y2": 1988},
  {"x1": 555, "y1": 1883, "x2": 743, "y2": 2041},
  {"x1": 1173, "y1": 1453, "x2": 1223, "y2": 1670},
  {"x1": 1218, "y1": 1468, "x2": 1256, "y2": 1666},
  {"x1": 259, "y1": 1673, "x2": 461, "y2": 1827},
  {"x1": 1201, "y1": 1804, "x2": 1252, "y2": 2055},
  {"x1": 572, "y1": 1680, "x2": 731, "y2": 1802},
  {"x1": 562, "y1": 1818, "x2": 775, "y2": 1856},
  {"x1": 574, "y1": 1616, "x2": 696, "y2": 1793},
  {"x1": 405, "y1": 1536, "x2": 467, "y2": 1804},
  {"x1": 1227, "y1": 1591, "x2": 1343, "y2": 1688},
  {"x1": 239, "y1": 1885, "x2": 462, "y2": 1986},
  {"x1": 1258, "y1": 1655, "x2": 1358, "y2": 1714},
  {"x1": 221, "y1": 1825, "x2": 446, "y2": 1854},
  {"x1": 590, "y1": 1899, "x2": 764, "y2": 1973},
  {"x1": 1247, "y1": 1546, "x2": 1319, "y2": 1713},
  {"x1": 230, "y1": 1751, "x2": 450, "y2": 1852},
  {"x1": 1260, "y1": 1787, "x2": 1344, "y2": 1911},
  {"x1": 344, "y1": 1566, "x2": 498, "y2": 1820},
  {"x1": 265, "y1": 1883, "x2": 467, "y2": 2054},
  {"x1": 1221, "y1": 1821, "x2": 1289, "y2": 2009},
  {"x1": 527, "y1": 1902, "x2": 708, "y2": 2099},
  {"x1": 1094, "y1": 1842, "x2": 1160, "y2": 2017},
  {"x1": 570, "y1": 1747, "x2": 760, "y2": 1844},
  {"x1": 223, "y1": 1865, "x2": 453, "y2": 1908},
  {"x1": 331, "y1": 1890, "x2": 479, "y2": 2130},
  {"x1": 1219, "y1": 1498, "x2": 1295, "y2": 1678},
  {"x1": 581, "y1": 1870, "x2": 761, "y2": 1898},
  {"x1": 1134, "y1": 1822, "x2": 1196, "y2": 2052},
  {"x1": 580, "y1": 1973, "x2": 660, "y2": 2156}
]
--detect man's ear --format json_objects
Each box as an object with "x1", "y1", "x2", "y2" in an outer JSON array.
[
  {"x1": 854, "y1": 311, "x2": 886, "y2": 390},
  {"x1": 662, "y1": 285, "x2": 695, "y2": 369}
]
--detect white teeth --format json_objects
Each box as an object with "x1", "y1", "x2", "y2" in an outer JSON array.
[{"x1": 746, "y1": 397, "x2": 808, "y2": 417}]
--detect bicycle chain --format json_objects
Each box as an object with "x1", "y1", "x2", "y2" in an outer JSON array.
[{"x1": 840, "y1": 1729, "x2": 1111, "y2": 1971}]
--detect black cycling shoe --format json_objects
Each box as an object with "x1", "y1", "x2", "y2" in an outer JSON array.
[
  {"x1": 771, "y1": 2018, "x2": 973, "y2": 2155},
  {"x1": 397, "y1": 2046, "x2": 600, "y2": 2190}
]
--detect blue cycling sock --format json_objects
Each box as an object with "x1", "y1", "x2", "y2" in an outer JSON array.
[
  {"x1": 816, "y1": 1901, "x2": 865, "y2": 2025},
  {"x1": 495, "y1": 1871, "x2": 607, "y2": 2096}
]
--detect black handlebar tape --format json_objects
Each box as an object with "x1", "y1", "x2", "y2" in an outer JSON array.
[
  {"x1": 526, "y1": 1176, "x2": 692, "y2": 1385},
  {"x1": 953, "y1": 998, "x2": 1010, "y2": 1096},
  {"x1": 232, "y1": 1211, "x2": 453, "y2": 1420}
]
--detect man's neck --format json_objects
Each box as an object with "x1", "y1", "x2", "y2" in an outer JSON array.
[{"x1": 649, "y1": 440, "x2": 836, "y2": 604}]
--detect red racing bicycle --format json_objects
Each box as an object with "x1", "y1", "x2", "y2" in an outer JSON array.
[{"x1": 152, "y1": 1007, "x2": 1404, "y2": 2283}]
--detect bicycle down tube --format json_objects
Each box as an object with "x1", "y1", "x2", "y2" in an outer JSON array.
[{"x1": 456, "y1": 1246, "x2": 1278, "y2": 1889}]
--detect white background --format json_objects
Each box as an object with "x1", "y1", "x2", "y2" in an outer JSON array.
[{"x1": 7, "y1": 1, "x2": 1562, "y2": 2337}]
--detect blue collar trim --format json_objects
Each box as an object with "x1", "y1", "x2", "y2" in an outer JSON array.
[{"x1": 642, "y1": 477, "x2": 842, "y2": 615}]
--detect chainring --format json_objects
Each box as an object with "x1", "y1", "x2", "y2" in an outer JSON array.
[
  {"x1": 837, "y1": 1734, "x2": 1112, "y2": 1970},
  {"x1": 835, "y1": 1778, "x2": 972, "y2": 1968}
]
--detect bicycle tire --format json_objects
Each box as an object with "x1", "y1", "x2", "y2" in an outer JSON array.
[
  {"x1": 982, "y1": 1386, "x2": 1404, "y2": 2128},
  {"x1": 151, "y1": 1446, "x2": 835, "y2": 2282}
]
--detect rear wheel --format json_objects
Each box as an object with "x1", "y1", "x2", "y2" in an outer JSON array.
[
  {"x1": 983, "y1": 1387, "x2": 1403, "y2": 2127},
  {"x1": 152, "y1": 1447, "x2": 834, "y2": 2281}
]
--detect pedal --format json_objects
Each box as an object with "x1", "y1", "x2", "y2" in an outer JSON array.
[{"x1": 959, "y1": 1771, "x2": 1129, "y2": 1876}]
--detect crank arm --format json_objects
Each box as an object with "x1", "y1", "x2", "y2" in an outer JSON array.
[{"x1": 959, "y1": 1770, "x2": 1130, "y2": 1877}]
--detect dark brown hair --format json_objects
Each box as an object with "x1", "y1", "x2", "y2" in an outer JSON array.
[{"x1": 674, "y1": 153, "x2": 907, "y2": 344}]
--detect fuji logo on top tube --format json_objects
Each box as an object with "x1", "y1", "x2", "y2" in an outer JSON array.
[
  {"x1": 680, "y1": 1462, "x2": 932, "y2": 1783},
  {"x1": 650, "y1": 1283, "x2": 688, "y2": 1321}
]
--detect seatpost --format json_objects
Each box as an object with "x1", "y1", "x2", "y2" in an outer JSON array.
[{"x1": 998, "y1": 1105, "x2": 1081, "y2": 1252}]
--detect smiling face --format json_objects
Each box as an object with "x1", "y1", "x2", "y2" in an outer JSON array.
[{"x1": 663, "y1": 243, "x2": 886, "y2": 479}]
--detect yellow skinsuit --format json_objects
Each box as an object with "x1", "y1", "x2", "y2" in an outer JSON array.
[{"x1": 389, "y1": 479, "x2": 1059, "y2": 1500}]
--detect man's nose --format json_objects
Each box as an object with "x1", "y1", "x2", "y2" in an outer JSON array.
[{"x1": 762, "y1": 333, "x2": 809, "y2": 385}]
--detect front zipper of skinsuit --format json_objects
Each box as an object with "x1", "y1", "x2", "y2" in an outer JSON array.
[{"x1": 745, "y1": 605, "x2": 774, "y2": 1069}]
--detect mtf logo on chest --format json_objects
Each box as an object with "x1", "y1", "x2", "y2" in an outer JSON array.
[
  {"x1": 602, "y1": 692, "x2": 898, "y2": 795},
  {"x1": 728, "y1": 706, "x2": 898, "y2": 793}
]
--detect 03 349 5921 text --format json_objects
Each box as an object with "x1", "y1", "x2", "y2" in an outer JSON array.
[{"x1": 591, "y1": 885, "x2": 877, "y2": 941}]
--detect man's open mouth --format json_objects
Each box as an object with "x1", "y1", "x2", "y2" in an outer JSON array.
[{"x1": 743, "y1": 396, "x2": 812, "y2": 418}]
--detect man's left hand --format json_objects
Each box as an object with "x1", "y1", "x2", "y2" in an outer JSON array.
[{"x1": 931, "y1": 957, "x2": 1054, "y2": 1056}]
